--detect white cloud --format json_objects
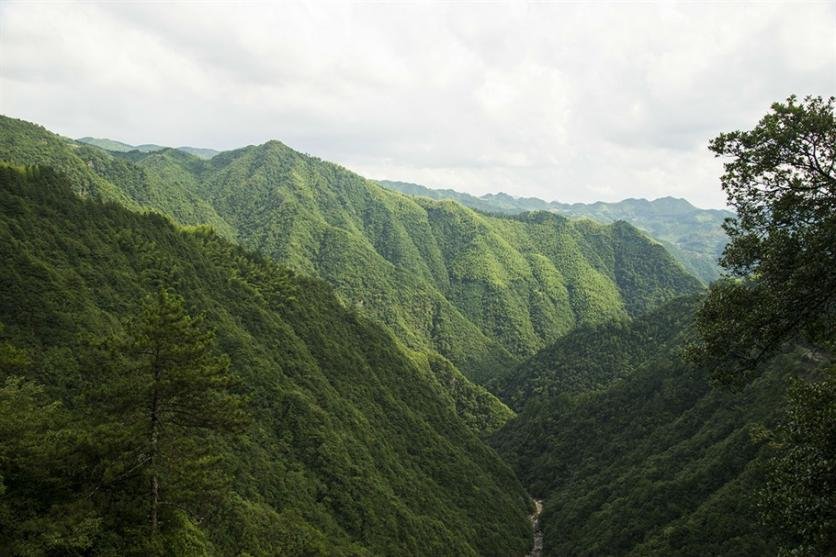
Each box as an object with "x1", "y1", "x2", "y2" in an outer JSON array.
[{"x1": 1, "y1": 1, "x2": 834, "y2": 208}]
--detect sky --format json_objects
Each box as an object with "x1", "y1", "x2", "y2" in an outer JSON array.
[{"x1": 1, "y1": 2, "x2": 834, "y2": 208}]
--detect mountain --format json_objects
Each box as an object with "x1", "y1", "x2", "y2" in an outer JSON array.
[
  {"x1": 496, "y1": 296, "x2": 699, "y2": 410},
  {"x1": 0, "y1": 115, "x2": 703, "y2": 385},
  {"x1": 488, "y1": 296, "x2": 822, "y2": 556},
  {"x1": 0, "y1": 164, "x2": 532, "y2": 555},
  {"x1": 77, "y1": 136, "x2": 220, "y2": 159},
  {"x1": 379, "y1": 180, "x2": 732, "y2": 284}
]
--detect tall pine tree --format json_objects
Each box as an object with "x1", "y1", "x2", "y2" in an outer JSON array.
[{"x1": 90, "y1": 289, "x2": 246, "y2": 552}]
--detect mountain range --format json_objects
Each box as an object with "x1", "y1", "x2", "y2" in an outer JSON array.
[
  {"x1": 0, "y1": 165, "x2": 531, "y2": 555},
  {"x1": 380, "y1": 180, "x2": 733, "y2": 283},
  {"x1": 77, "y1": 136, "x2": 220, "y2": 160},
  {"x1": 0, "y1": 116, "x2": 703, "y2": 386},
  {"x1": 0, "y1": 114, "x2": 798, "y2": 556}
]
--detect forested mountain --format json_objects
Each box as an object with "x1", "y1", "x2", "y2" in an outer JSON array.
[
  {"x1": 1, "y1": 95, "x2": 832, "y2": 557},
  {"x1": 380, "y1": 180, "x2": 732, "y2": 283},
  {"x1": 0, "y1": 115, "x2": 703, "y2": 384},
  {"x1": 490, "y1": 297, "x2": 822, "y2": 556},
  {"x1": 77, "y1": 136, "x2": 220, "y2": 159},
  {"x1": 0, "y1": 165, "x2": 532, "y2": 555},
  {"x1": 496, "y1": 296, "x2": 698, "y2": 409}
]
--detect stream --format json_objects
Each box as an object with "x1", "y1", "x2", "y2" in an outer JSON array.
[{"x1": 527, "y1": 498, "x2": 544, "y2": 557}]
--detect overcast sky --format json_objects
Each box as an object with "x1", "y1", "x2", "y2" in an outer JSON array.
[{"x1": 1, "y1": 2, "x2": 834, "y2": 208}]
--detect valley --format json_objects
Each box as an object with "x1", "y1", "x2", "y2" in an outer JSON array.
[{"x1": 0, "y1": 99, "x2": 832, "y2": 556}]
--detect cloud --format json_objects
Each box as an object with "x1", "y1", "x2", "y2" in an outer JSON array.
[{"x1": 1, "y1": 1, "x2": 834, "y2": 208}]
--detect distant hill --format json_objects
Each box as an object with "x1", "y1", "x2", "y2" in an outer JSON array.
[
  {"x1": 379, "y1": 180, "x2": 732, "y2": 283},
  {"x1": 77, "y1": 136, "x2": 219, "y2": 159}
]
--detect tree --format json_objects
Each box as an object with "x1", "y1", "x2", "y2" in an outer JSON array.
[
  {"x1": 691, "y1": 95, "x2": 835, "y2": 384},
  {"x1": 691, "y1": 96, "x2": 836, "y2": 556},
  {"x1": 91, "y1": 288, "x2": 246, "y2": 551},
  {"x1": 758, "y1": 376, "x2": 835, "y2": 557},
  {"x1": 0, "y1": 330, "x2": 101, "y2": 555}
]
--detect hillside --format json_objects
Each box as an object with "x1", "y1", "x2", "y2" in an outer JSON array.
[
  {"x1": 489, "y1": 297, "x2": 816, "y2": 556},
  {"x1": 380, "y1": 180, "x2": 731, "y2": 283},
  {"x1": 0, "y1": 115, "x2": 703, "y2": 384},
  {"x1": 0, "y1": 165, "x2": 532, "y2": 555},
  {"x1": 495, "y1": 296, "x2": 699, "y2": 409}
]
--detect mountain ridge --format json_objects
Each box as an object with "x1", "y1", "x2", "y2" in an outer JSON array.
[
  {"x1": 77, "y1": 136, "x2": 220, "y2": 159},
  {"x1": 380, "y1": 179, "x2": 731, "y2": 283},
  {"x1": 0, "y1": 114, "x2": 703, "y2": 386}
]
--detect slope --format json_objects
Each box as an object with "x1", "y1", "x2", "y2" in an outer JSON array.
[
  {"x1": 380, "y1": 179, "x2": 731, "y2": 283},
  {"x1": 490, "y1": 297, "x2": 811, "y2": 556},
  {"x1": 0, "y1": 164, "x2": 532, "y2": 556},
  {"x1": 0, "y1": 115, "x2": 704, "y2": 384},
  {"x1": 0, "y1": 117, "x2": 233, "y2": 237}
]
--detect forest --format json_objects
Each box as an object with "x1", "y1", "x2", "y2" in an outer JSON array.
[{"x1": 0, "y1": 95, "x2": 833, "y2": 556}]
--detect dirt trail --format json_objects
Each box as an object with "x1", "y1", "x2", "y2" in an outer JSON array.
[{"x1": 527, "y1": 498, "x2": 543, "y2": 557}]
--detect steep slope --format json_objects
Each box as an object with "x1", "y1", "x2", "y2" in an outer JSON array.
[
  {"x1": 0, "y1": 117, "x2": 233, "y2": 237},
  {"x1": 490, "y1": 298, "x2": 809, "y2": 556},
  {"x1": 197, "y1": 141, "x2": 702, "y2": 381},
  {"x1": 0, "y1": 165, "x2": 531, "y2": 555},
  {"x1": 380, "y1": 179, "x2": 731, "y2": 283},
  {"x1": 495, "y1": 296, "x2": 698, "y2": 409},
  {"x1": 0, "y1": 115, "x2": 703, "y2": 384}
]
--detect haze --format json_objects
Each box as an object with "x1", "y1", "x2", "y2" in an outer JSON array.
[{"x1": 1, "y1": 1, "x2": 834, "y2": 208}]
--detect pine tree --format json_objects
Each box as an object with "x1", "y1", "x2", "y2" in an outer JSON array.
[{"x1": 92, "y1": 288, "x2": 246, "y2": 550}]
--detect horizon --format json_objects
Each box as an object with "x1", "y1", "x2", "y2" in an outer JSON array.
[
  {"x1": 2, "y1": 2, "x2": 833, "y2": 209},
  {"x1": 69, "y1": 126, "x2": 732, "y2": 211}
]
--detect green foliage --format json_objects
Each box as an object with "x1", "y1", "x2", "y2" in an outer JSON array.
[
  {"x1": 692, "y1": 95, "x2": 835, "y2": 384},
  {"x1": 758, "y1": 368, "x2": 836, "y2": 556},
  {"x1": 496, "y1": 296, "x2": 699, "y2": 409},
  {"x1": 0, "y1": 115, "x2": 703, "y2": 385},
  {"x1": 86, "y1": 288, "x2": 247, "y2": 549},
  {"x1": 689, "y1": 96, "x2": 836, "y2": 554},
  {"x1": 0, "y1": 166, "x2": 532, "y2": 555},
  {"x1": 0, "y1": 375, "x2": 101, "y2": 555},
  {"x1": 380, "y1": 180, "x2": 732, "y2": 283},
  {"x1": 491, "y1": 298, "x2": 802, "y2": 556}
]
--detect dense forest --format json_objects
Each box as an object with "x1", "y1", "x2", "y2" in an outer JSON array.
[
  {"x1": 492, "y1": 95, "x2": 835, "y2": 557},
  {"x1": 379, "y1": 180, "x2": 732, "y2": 283},
  {"x1": 0, "y1": 115, "x2": 702, "y2": 385},
  {"x1": 0, "y1": 95, "x2": 832, "y2": 556},
  {"x1": 490, "y1": 297, "x2": 804, "y2": 555},
  {"x1": 0, "y1": 165, "x2": 531, "y2": 555}
]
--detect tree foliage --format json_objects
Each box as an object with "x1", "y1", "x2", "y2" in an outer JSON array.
[
  {"x1": 490, "y1": 297, "x2": 795, "y2": 557},
  {"x1": 691, "y1": 95, "x2": 835, "y2": 384},
  {"x1": 0, "y1": 165, "x2": 532, "y2": 555},
  {"x1": 690, "y1": 95, "x2": 836, "y2": 555},
  {"x1": 758, "y1": 372, "x2": 836, "y2": 557},
  {"x1": 88, "y1": 288, "x2": 247, "y2": 550},
  {"x1": 0, "y1": 115, "x2": 703, "y2": 385}
]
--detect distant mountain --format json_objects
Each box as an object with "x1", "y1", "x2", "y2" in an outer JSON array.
[
  {"x1": 77, "y1": 136, "x2": 219, "y2": 159},
  {"x1": 379, "y1": 180, "x2": 732, "y2": 283},
  {"x1": 1, "y1": 115, "x2": 703, "y2": 387},
  {"x1": 177, "y1": 145, "x2": 221, "y2": 159}
]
